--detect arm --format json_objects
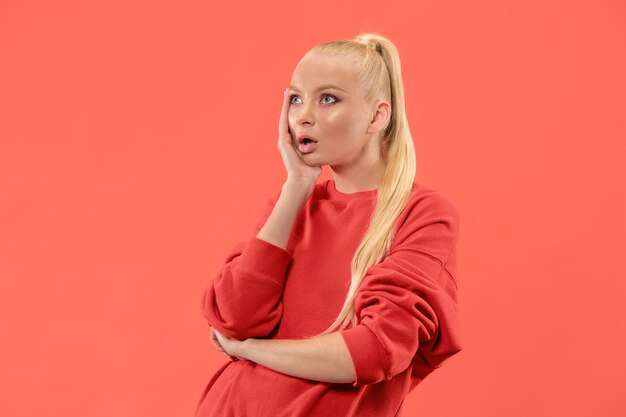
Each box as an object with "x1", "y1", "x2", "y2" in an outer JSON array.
[
  {"x1": 228, "y1": 193, "x2": 462, "y2": 387},
  {"x1": 256, "y1": 180, "x2": 310, "y2": 250},
  {"x1": 338, "y1": 192, "x2": 463, "y2": 386},
  {"x1": 201, "y1": 180, "x2": 311, "y2": 341},
  {"x1": 238, "y1": 332, "x2": 357, "y2": 384}
]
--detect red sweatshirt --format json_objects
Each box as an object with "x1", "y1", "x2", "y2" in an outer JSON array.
[{"x1": 195, "y1": 178, "x2": 462, "y2": 417}]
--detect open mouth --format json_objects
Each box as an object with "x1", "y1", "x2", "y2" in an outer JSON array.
[
  {"x1": 297, "y1": 134, "x2": 319, "y2": 145},
  {"x1": 298, "y1": 137, "x2": 319, "y2": 154}
]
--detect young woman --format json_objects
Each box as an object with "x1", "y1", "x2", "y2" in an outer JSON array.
[{"x1": 195, "y1": 32, "x2": 463, "y2": 417}]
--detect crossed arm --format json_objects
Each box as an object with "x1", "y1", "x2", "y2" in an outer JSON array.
[{"x1": 225, "y1": 331, "x2": 357, "y2": 385}]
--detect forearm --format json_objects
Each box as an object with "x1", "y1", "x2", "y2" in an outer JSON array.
[
  {"x1": 256, "y1": 180, "x2": 311, "y2": 250},
  {"x1": 239, "y1": 332, "x2": 357, "y2": 384}
]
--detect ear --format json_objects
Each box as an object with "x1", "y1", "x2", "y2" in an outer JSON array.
[{"x1": 366, "y1": 99, "x2": 391, "y2": 135}]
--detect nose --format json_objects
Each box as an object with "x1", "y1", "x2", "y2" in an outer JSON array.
[{"x1": 294, "y1": 99, "x2": 315, "y2": 127}]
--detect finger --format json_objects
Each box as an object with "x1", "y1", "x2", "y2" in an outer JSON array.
[
  {"x1": 210, "y1": 329, "x2": 226, "y2": 351},
  {"x1": 211, "y1": 331, "x2": 224, "y2": 347},
  {"x1": 278, "y1": 88, "x2": 291, "y2": 142},
  {"x1": 211, "y1": 334, "x2": 232, "y2": 358},
  {"x1": 209, "y1": 328, "x2": 240, "y2": 362},
  {"x1": 213, "y1": 341, "x2": 225, "y2": 353}
]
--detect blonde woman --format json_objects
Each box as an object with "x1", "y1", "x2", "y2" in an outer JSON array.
[{"x1": 195, "y1": 32, "x2": 463, "y2": 417}]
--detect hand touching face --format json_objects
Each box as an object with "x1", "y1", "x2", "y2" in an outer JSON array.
[
  {"x1": 277, "y1": 87, "x2": 322, "y2": 185},
  {"x1": 287, "y1": 52, "x2": 389, "y2": 170}
]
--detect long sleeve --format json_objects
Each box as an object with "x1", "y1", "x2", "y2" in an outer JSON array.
[
  {"x1": 339, "y1": 191, "x2": 462, "y2": 386},
  {"x1": 200, "y1": 188, "x2": 293, "y2": 341}
]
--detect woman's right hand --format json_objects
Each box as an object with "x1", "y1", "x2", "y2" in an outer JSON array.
[{"x1": 278, "y1": 88, "x2": 322, "y2": 188}]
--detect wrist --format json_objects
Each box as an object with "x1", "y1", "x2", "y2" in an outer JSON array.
[
  {"x1": 236, "y1": 338, "x2": 254, "y2": 360},
  {"x1": 282, "y1": 178, "x2": 315, "y2": 200}
]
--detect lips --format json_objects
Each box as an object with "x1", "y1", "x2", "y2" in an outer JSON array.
[
  {"x1": 298, "y1": 139, "x2": 318, "y2": 154},
  {"x1": 297, "y1": 134, "x2": 318, "y2": 144}
]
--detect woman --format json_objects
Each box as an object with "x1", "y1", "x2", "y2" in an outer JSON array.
[{"x1": 195, "y1": 32, "x2": 463, "y2": 417}]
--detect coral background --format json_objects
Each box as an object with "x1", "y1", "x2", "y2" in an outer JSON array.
[{"x1": 1, "y1": 0, "x2": 624, "y2": 416}]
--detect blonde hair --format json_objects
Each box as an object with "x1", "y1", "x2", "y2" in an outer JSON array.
[{"x1": 306, "y1": 32, "x2": 417, "y2": 337}]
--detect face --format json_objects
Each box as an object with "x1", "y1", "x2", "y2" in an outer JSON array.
[{"x1": 287, "y1": 52, "x2": 385, "y2": 168}]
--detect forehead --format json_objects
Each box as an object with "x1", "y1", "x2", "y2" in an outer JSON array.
[{"x1": 290, "y1": 53, "x2": 358, "y2": 93}]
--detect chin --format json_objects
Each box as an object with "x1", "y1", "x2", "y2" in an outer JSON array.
[{"x1": 301, "y1": 155, "x2": 323, "y2": 166}]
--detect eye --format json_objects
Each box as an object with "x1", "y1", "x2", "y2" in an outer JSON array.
[
  {"x1": 289, "y1": 94, "x2": 339, "y2": 105},
  {"x1": 321, "y1": 94, "x2": 338, "y2": 104}
]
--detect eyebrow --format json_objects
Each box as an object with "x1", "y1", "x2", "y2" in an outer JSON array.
[{"x1": 289, "y1": 84, "x2": 348, "y2": 94}]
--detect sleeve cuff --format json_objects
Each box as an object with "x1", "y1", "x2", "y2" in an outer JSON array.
[
  {"x1": 340, "y1": 324, "x2": 388, "y2": 386},
  {"x1": 237, "y1": 237, "x2": 293, "y2": 287}
]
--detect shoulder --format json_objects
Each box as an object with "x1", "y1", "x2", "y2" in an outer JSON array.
[
  {"x1": 403, "y1": 183, "x2": 460, "y2": 223},
  {"x1": 390, "y1": 183, "x2": 461, "y2": 248}
]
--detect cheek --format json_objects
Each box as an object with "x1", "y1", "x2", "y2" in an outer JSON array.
[
  {"x1": 329, "y1": 115, "x2": 365, "y2": 149},
  {"x1": 324, "y1": 108, "x2": 366, "y2": 140}
]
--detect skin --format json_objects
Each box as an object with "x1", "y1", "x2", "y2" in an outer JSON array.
[
  {"x1": 209, "y1": 51, "x2": 392, "y2": 384},
  {"x1": 286, "y1": 51, "x2": 391, "y2": 193}
]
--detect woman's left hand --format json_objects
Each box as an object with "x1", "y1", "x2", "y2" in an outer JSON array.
[{"x1": 212, "y1": 328, "x2": 247, "y2": 361}]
